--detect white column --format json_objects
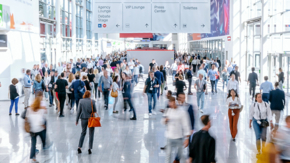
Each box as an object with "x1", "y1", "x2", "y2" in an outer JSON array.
[
  {"x1": 82, "y1": 1, "x2": 87, "y2": 57},
  {"x1": 71, "y1": 0, "x2": 76, "y2": 61},
  {"x1": 55, "y1": 0, "x2": 62, "y2": 67},
  {"x1": 261, "y1": 0, "x2": 269, "y2": 81}
]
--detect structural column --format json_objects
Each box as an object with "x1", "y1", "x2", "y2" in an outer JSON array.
[
  {"x1": 72, "y1": 0, "x2": 77, "y2": 61},
  {"x1": 261, "y1": 0, "x2": 269, "y2": 81},
  {"x1": 55, "y1": 0, "x2": 62, "y2": 67}
]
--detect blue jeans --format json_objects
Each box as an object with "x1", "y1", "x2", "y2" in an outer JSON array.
[
  {"x1": 30, "y1": 130, "x2": 46, "y2": 159},
  {"x1": 252, "y1": 118, "x2": 267, "y2": 141},
  {"x1": 156, "y1": 86, "x2": 161, "y2": 99},
  {"x1": 262, "y1": 93, "x2": 270, "y2": 103},
  {"x1": 147, "y1": 93, "x2": 157, "y2": 113},
  {"x1": 222, "y1": 79, "x2": 228, "y2": 90},
  {"x1": 133, "y1": 75, "x2": 138, "y2": 84},
  {"x1": 9, "y1": 97, "x2": 19, "y2": 113},
  {"x1": 215, "y1": 79, "x2": 219, "y2": 92},
  {"x1": 49, "y1": 89, "x2": 54, "y2": 105},
  {"x1": 172, "y1": 70, "x2": 177, "y2": 81},
  {"x1": 125, "y1": 97, "x2": 136, "y2": 118},
  {"x1": 196, "y1": 92, "x2": 205, "y2": 110}
]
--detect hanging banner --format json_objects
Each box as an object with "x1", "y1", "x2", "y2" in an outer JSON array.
[{"x1": 94, "y1": 0, "x2": 211, "y2": 33}]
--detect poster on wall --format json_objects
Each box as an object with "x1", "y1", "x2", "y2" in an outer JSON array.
[
  {"x1": 94, "y1": 0, "x2": 211, "y2": 33},
  {"x1": 0, "y1": 0, "x2": 39, "y2": 33},
  {"x1": 188, "y1": 0, "x2": 229, "y2": 40}
]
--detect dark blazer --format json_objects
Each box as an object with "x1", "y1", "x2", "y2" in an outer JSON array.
[
  {"x1": 269, "y1": 88, "x2": 285, "y2": 111},
  {"x1": 42, "y1": 67, "x2": 50, "y2": 75},
  {"x1": 154, "y1": 71, "x2": 164, "y2": 84},
  {"x1": 76, "y1": 98, "x2": 97, "y2": 122}
]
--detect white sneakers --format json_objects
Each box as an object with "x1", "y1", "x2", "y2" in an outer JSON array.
[
  {"x1": 149, "y1": 113, "x2": 152, "y2": 116},
  {"x1": 152, "y1": 111, "x2": 157, "y2": 115}
]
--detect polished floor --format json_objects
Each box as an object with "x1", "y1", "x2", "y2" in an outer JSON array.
[{"x1": 0, "y1": 75, "x2": 289, "y2": 163}]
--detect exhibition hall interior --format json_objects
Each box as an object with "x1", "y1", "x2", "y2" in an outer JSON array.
[{"x1": 1, "y1": 0, "x2": 290, "y2": 163}]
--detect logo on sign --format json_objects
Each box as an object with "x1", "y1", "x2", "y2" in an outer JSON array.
[
  {"x1": 98, "y1": 24, "x2": 102, "y2": 28},
  {"x1": 103, "y1": 24, "x2": 107, "y2": 28},
  {"x1": 125, "y1": 24, "x2": 130, "y2": 28}
]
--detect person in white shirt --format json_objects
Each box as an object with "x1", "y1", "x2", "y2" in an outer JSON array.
[
  {"x1": 128, "y1": 59, "x2": 134, "y2": 74},
  {"x1": 87, "y1": 60, "x2": 94, "y2": 69},
  {"x1": 80, "y1": 67, "x2": 87, "y2": 79},
  {"x1": 249, "y1": 93, "x2": 273, "y2": 154},
  {"x1": 162, "y1": 97, "x2": 191, "y2": 163},
  {"x1": 57, "y1": 62, "x2": 64, "y2": 74},
  {"x1": 138, "y1": 62, "x2": 145, "y2": 81},
  {"x1": 226, "y1": 89, "x2": 241, "y2": 141},
  {"x1": 227, "y1": 74, "x2": 239, "y2": 95},
  {"x1": 112, "y1": 76, "x2": 120, "y2": 114},
  {"x1": 171, "y1": 61, "x2": 178, "y2": 81},
  {"x1": 26, "y1": 92, "x2": 47, "y2": 162},
  {"x1": 132, "y1": 63, "x2": 139, "y2": 85}
]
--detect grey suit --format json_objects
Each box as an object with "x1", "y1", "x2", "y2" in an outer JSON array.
[{"x1": 76, "y1": 98, "x2": 97, "y2": 149}]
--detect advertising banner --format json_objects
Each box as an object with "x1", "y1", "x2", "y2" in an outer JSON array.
[
  {"x1": 94, "y1": 0, "x2": 211, "y2": 33},
  {"x1": 188, "y1": 0, "x2": 230, "y2": 40},
  {"x1": 0, "y1": 4, "x2": 10, "y2": 31}
]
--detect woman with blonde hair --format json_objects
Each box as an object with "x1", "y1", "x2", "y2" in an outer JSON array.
[
  {"x1": 33, "y1": 74, "x2": 45, "y2": 97},
  {"x1": 67, "y1": 73, "x2": 75, "y2": 109},
  {"x1": 8, "y1": 78, "x2": 20, "y2": 116},
  {"x1": 93, "y1": 69, "x2": 101, "y2": 99},
  {"x1": 26, "y1": 91, "x2": 47, "y2": 162}
]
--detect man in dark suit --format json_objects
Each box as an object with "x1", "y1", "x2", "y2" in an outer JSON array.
[
  {"x1": 153, "y1": 67, "x2": 164, "y2": 99},
  {"x1": 269, "y1": 82, "x2": 285, "y2": 128},
  {"x1": 42, "y1": 63, "x2": 50, "y2": 76},
  {"x1": 247, "y1": 67, "x2": 258, "y2": 100}
]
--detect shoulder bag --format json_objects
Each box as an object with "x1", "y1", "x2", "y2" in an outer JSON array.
[
  {"x1": 24, "y1": 109, "x2": 30, "y2": 133},
  {"x1": 111, "y1": 89, "x2": 118, "y2": 98},
  {"x1": 88, "y1": 100, "x2": 101, "y2": 128},
  {"x1": 256, "y1": 102, "x2": 269, "y2": 128}
]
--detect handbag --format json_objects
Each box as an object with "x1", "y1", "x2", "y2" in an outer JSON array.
[
  {"x1": 88, "y1": 100, "x2": 101, "y2": 128},
  {"x1": 24, "y1": 118, "x2": 30, "y2": 133},
  {"x1": 256, "y1": 102, "x2": 269, "y2": 128},
  {"x1": 111, "y1": 90, "x2": 118, "y2": 98},
  {"x1": 239, "y1": 105, "x2": 244, "y2": 112}
]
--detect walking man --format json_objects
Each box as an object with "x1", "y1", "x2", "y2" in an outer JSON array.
[
  {"x1": 188, "y1": 115, "x2": 216, "y2": 163},
  {"x1": 269, "y1": 82, "x2": 285, "y2": 128},
  {"x1": 194, "y1": 74, "x2": 207, "y2": 113},
  {"x1": 248, "y1": 67, "x2": 258, "y2": 100},
  {"x1": 23, "y1": 69, "x2": 32, "y2": 109},
  {"x1": 207, "y1": 65, "x2": 218, "y2": 94},
  {"x1": 260, "y1": 76, "x2": 274, "y2": 103},
  {"x1": 99, "y1": 70, "x2": 113, "y2": 109},
  {"x1": 144, "y1": 71, "x2": 160, "y2": 116},
  {"x1": 227, "y1": 74, "x2": 239, "y2": 96}
]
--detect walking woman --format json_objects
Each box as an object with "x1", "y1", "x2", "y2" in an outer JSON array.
[
  {"x1": 33, "y1": 74, "x2": 45, "y2": 97},
  {"x1": 67, "y1": 73, "x2": 75, "y2": 109},
  {"x1": 94, "y1": 69, "x2": 101, "y2": 100},
  {"x1": 226, "y1": 89, "x2": 241, "y2": 141},
  {"x1": 9, "y1": 78, "x2": 19, "y2": 116},
  {"x1": 122, "y1": 73, "x2": 137, "y2": 120},
  {"x1": 76, "y1": 91, "x2": 97, "y2": 154},
  {"x1": 221, "y1": 67, "x2": 228, "y2": 90},
  {"x1": 43, "y1": 72, "x2": 51, "y2": 101},
  {"x1": 121, "y1": 72, "x2": 128, "y2": 112},
  {"x1": 27, "y1": 92, "x2": 47, "y2": 162},
  {"x1": 249, "y1": 93, "x2": 273, "y2": 154},
  {"x1": 160, "y1": 65, "x2": 167, "y2": 95},
  {"x1": 87, "y1": 68, "x2": 95, "y2": 98},
  {"x1": 112, "y1": 76, "x2": 120, "y2": 114}
]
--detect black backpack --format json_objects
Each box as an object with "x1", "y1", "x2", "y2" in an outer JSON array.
[{"x1": 139, "y1": 66, "x2": 143, "y2": 73}]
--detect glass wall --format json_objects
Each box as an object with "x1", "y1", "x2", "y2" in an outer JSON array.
[
  {"x1": 61, "y1": 0, "x2": 72, "y2": 61},
  {"x1": 76, "y1": 0, "x2": 83, "y2": 56},
  {"x1": 86, "y1": 0, "x2": 92, "y2": 54},
  {"x1": 189, "y1": 39, "x2": 225, "y2": 70}
]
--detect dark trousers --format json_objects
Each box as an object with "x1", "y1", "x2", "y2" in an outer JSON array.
[
  {"x1": 68, "y1": 93, "x2": 74, "y2": 108},
  {"x1": 49, "y1": 89, "x2": 54, "y2": 105},
  {"x1": 94, "y1": 83, "x2": 100, "y2": 98},
  {"x1": 192, "y1": 64, "x2": 197, "y2": 73},
  {"x1": 249, "y1": 84, "x2": 256, "y2": 98},
  {"x1": 58, "y1": 94, "x2": 66, "y2": 116},
  {"x1": 78, "y1": 119, "x2": 95, "y2": 149},
  {"x1": 262, "y1": 93, "x2": 270, "y2": 103},
  {"x1": 103, "y1": 89, "x2": 110, "y2": 106},
  {"x1": 210, "y1": 80, "x2": 215, "y2": 92},
  {"x1": 188, "y1": 79, "x2": 192, "y2": 93},
  {"x1": 125, "y1": 97, "x2": 136, "y2": 118},
  {"x1": 75, "y1": 97, "x2": 81, "y2": 110},
  {"x1": 30, "y1": 130, "x2": 46, "y2": 159}
]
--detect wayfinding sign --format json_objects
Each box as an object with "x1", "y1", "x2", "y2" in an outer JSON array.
[{"x1": 94, "y1": 0, "x2": 210, "y2": 33}]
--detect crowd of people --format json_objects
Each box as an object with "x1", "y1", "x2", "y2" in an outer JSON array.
[{"x1": 6, "y1": 51, "x2": 290, "y2": 163}]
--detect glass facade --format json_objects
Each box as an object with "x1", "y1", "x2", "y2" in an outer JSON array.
[{"x1": 39, "y1": 0, "x2": 98, "y2": 66}]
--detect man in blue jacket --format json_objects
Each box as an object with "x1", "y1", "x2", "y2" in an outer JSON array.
[
  {"x1": 269, "y1": 82, "x2": 285, "y2": 128},
  {"x1": 153, "y1": 67, "x2": 164, "y2": 99}
]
